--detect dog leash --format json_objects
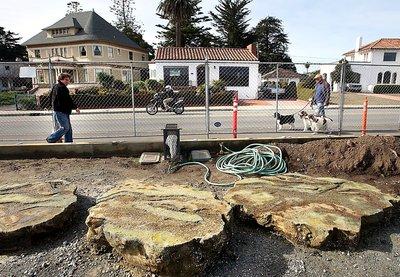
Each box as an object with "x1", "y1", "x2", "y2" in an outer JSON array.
[{"x1": 287, "y1": 100, "x2": 311, "y2": 116}]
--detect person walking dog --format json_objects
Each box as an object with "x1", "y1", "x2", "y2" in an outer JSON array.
[
  {"x1": 46, "y1": 73, "x2": 80, "y2": 143},
  {"x1": 312, "y1": 74, "x2": 329, "y2": 117}
]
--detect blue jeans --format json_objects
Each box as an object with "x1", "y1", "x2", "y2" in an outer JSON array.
[
  {"x1": 47, "y1": 111, "x2": 73, "y2": 143},
  {"x1": 315, "y1": 102, "x2": 326, "y2": 117}
]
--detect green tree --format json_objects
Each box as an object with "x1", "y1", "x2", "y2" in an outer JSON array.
[
  {"x1": 156, "y1": 0, "x2": 217, "y2": 47},
  {"x1": 210, "y1": 0, "x2": 253, "y2": 47},
  {"x1": 157, "y1": 0, "x2": 199, "y2": 47},
  {"x1": 253, "y1": 16, "x2": 296, "y2": 74},
  {"x1": 67, "y1": 1, "x2": 83, "y2": 14},
  {"x1": 330, "y1": 60, "x2": 361, "y2": 84},
  {"x1": 0, "y1": 27, "x2": 27, "y2": 61},
  {"x1": 110, "y1": 0, "x2": 154, "y2": 59}
]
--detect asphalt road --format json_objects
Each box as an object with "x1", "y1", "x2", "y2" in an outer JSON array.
[{"x1": 0, "y1": 107, "x2": 399, "y2": 143}]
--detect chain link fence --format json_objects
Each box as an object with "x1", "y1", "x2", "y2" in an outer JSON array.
[{"x1": 0, "y1": 60, "x2": 399, "y2": 142}]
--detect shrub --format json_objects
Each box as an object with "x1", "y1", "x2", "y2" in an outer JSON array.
[
  {"x1": 145, "y1": 79, "x2": 163, "y2": 92},
  {"x1": 97, "y1": 72, "x2": 115, "y2": 89},
  {"x1": 211, "y1": 80, "x2": 226, "y2": 93},
  {"x1": 373, "y1": 84, "x2": 400, "y2": 94},
  {"x1": 196, "y1": 84, "x2": 206, "y2": 94},
  {"x1": 17, "y1": 96, "x2": 37, "y2": 110},
  {"x1": 75, "y1": 86, "x2": 101, "y2": 95},
  {"x1": 132, "y1": 81, "x2": 148, "y2": 94},
  {"x1": 0, "y1": 92, "x2": 16, "y2": 106}
]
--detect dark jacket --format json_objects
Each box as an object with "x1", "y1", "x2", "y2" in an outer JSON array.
[{"x1": 51, "y1": 82, "x2": 77, "y2": 114}]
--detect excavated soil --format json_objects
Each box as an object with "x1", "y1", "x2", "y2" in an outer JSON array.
[
  {"x1": 0, "y1": 135, "x2": 399, "y2": 277},
  {"x1": 278, "y1": 136, "x2": 400, "y2": 196}
]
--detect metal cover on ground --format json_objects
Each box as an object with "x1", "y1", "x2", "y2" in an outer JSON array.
[
  {"x1": 139, "y1": 152, "x2": 161, "y2": 165},
  {"x1": 190, "y1": 150, "x2": 212, "y2": 162}
]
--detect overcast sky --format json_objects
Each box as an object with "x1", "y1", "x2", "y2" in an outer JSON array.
[{"x1": 1, "y1": 0, "x2": 399, "y2": 63}]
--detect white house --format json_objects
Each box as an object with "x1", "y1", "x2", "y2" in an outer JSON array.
[
  {"x1": 320, "y1": 37, "x2": 400, "y2": 92},
  {"x1": 149, "y1": 45, "x2": 260, "y2": 99}
]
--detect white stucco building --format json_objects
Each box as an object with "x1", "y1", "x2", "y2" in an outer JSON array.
[
  {"x1": 320, "y1": 37, "x2": 400, "y2": 92},
  {"x1": 149, "y1": 45, "x2": 260, "y2": 99}
]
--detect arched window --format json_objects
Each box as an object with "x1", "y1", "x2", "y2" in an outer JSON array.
[
  {"x1": 377, "y1": 72, "x2": 382, "y2": 84},
  {"x1": 383, "y1": 71, "x2": 391, "y2": 84},
  {"x1": 392, "y1": 72, "x2": 397, "y2": 84}
]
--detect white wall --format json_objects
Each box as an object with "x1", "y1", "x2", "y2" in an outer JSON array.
[
  {"x1": 153, "y1": 61, "x2": 260, "y2": 99},
  {"x1": 371, "y1": 50, "x2": 400, "y2": 65}
]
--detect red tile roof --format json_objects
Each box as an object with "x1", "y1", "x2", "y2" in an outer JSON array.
[
  {"x1": 155, "y1": 47, "x2": 258, "y2": 61},
  {"x1": 262, "y1": 68, "x2": 303, "y2": 79},
  {"x1": 344, "y1": 38, "x2": 400, "y2": 55}
]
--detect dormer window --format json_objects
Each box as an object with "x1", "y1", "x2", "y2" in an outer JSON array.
[
  {"x1": 79, "y1": 46, "x2": 87, "y2": 56},
  {"x1": 34, "y1": 50, "x2": 41, "y2": 58},
  {"x1": 93, "y1": 45, "x2": 102, "y2": 56},
  {"x1": 51, "y1": 28, "x2": 69, "y2": 37}
]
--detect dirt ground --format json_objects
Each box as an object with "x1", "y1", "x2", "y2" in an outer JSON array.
[{"x1": 0, "y1": 136, "x2": 399, "y2": 277}]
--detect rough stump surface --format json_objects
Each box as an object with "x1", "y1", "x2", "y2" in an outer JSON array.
[
  {"x1": 0, "y1": 180, "x2": 77, "y2": 250},
  {"x1": 224, "y1": 173, "x2": 399, "y2": 248},
  {"x1": 86, "y1": 180, "x2": 232, "y2": 276}
]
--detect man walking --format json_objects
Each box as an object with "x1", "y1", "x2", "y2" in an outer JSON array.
[
  {"x1": 313, "y1": 74, "x2": 328, "y2": 117},
  {"x1": 46, "y1": 73, "x2": 80, "y2": 143}
]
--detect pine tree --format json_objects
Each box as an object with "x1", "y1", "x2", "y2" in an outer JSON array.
[
  {"x1": 156, "y1": 1, "x2": 217, "y2": 47},
  {"x1": 210, "y1": 0, "x2": 253, "y2": 48},
  {"x1": 110, "y1": 0, "x2": 154, "y2": 59},
  {"x1": 253, "y1": 16, "x2": 296, "y2": 74},
  {"x1": 0, "y1": 27, "x2": 27, "y2": 61}
]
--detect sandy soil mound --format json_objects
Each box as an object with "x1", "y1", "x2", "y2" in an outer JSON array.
[{"x1": 280, "y1": 136, "x2": 400, "y2": 177}]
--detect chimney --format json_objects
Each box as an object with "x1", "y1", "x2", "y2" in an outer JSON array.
[
  {"x1": 246, "y1": 43, "x2": 258, "y2": 57},
  {"x1": 355, "y1": 36, "x2": 363, "y2": 52}
]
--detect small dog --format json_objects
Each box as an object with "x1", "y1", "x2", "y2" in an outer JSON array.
[
  {"x1": 308, "y1": 114, "x2": 333, "y2": 134},
  {"x1": 298, "y1": 111, "x2": 312, "y2": 132},
  {"x1": 274, "y1": 112, "x2": 295, "y2": 130}
]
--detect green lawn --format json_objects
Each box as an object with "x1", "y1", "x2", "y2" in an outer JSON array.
[
  {"x1": 0, "y1": 92, "x2": 16, "y2": 106},
  {"x1": 297, "y1": 87, "x2": 314, "y2": 101}
]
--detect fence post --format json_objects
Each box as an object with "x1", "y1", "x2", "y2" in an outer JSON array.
[
  {"x1": 338, "y1": 59, "x2": 347, "y2": 135},
  {"x1": 275, "y1": 63, "x2": 279, "y2": 132},
  {"x1": 48, "y1": 58, "x2": 53, "y2": 90},
  {"x1": 205, "y1": 57, "x2": 210, "y2": 139},
  {"x1": 130, "y1": 63, "x2": 137, "y2": 137}
]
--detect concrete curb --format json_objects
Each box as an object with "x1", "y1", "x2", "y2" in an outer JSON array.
[{"x1": 0, "y1": 135, "x2": 369, "y2": 160}]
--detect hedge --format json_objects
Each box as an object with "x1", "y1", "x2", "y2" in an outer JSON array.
[
  {"x1": 373, "y1": 85, "x2": 400, "y2": 94},
  {"x1": 38, "y1": 90, "x2": 236, "y2": 110}
]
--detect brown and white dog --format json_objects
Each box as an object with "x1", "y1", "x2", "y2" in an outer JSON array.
[
  {"x1": 308, "y1": 114, "x2": 333, "y2": 134},
  {"x1": 298, "y1": 111, "x2": 312, "y2": 132}
]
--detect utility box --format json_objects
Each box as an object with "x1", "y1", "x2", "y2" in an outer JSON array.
[{"x1": 162, "y1": 124, "x2": 181, "y2": 161}]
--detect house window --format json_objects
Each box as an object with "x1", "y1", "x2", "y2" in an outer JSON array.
[
  {"x1": 80, "y1": 69, "x2": 88, "y2": 83},
  {"x1": 383, "y1": 52, "x2": 397, "y2": 62},
  {"x1": 392, "y1": 73, "x2": 397, "y2": 84},
  {"x1": 142, "y1": 55, "x2": 145, "y2": 61},
  {"x1": 60, "y1": 48, "x2": 64, "y2": 57},
  {"x1": 219, "y1": 66, "x2": 249, "y2": 87},
  {"x1": 108, "y1": 47, "x2": 114, "y2": 58},
  {"x1": 34, "y1": 50, "x2": 41, "y2": 58},
  {"x1": 377, "y1": 72, "x2": 383, "y2": 84},
  {"x1": 93, "y1": 45, "x2": 102, "y2": 56},
  {"x1": 117, "y1": 49, "x2": 121, "y2": 55},
  {"x1": 79, "y1": 46, "x2": 87, "y2": 56},
  {"x1": 122, "y1": 70, "x2": 132, "y2": 83},
  {"x1": 383, "y1": 71, "x2": 391, "y2": 84},
  {"x1": 129, "y1": 51, "x2": 133, "y2": 61},
  {"x1": 5, "y1": 66, "x2": 10, "y2": 71},
  {"x1": 63, "y1": 48, "x2": 67, "y2": 57},
  {"x1": 51, "y1": 48, "x2": 55, "y2": 57}
]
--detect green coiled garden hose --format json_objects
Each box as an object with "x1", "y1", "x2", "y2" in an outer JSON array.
[{"x1": 169, "y1": 143, "x2": 287, "y2": 187}]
